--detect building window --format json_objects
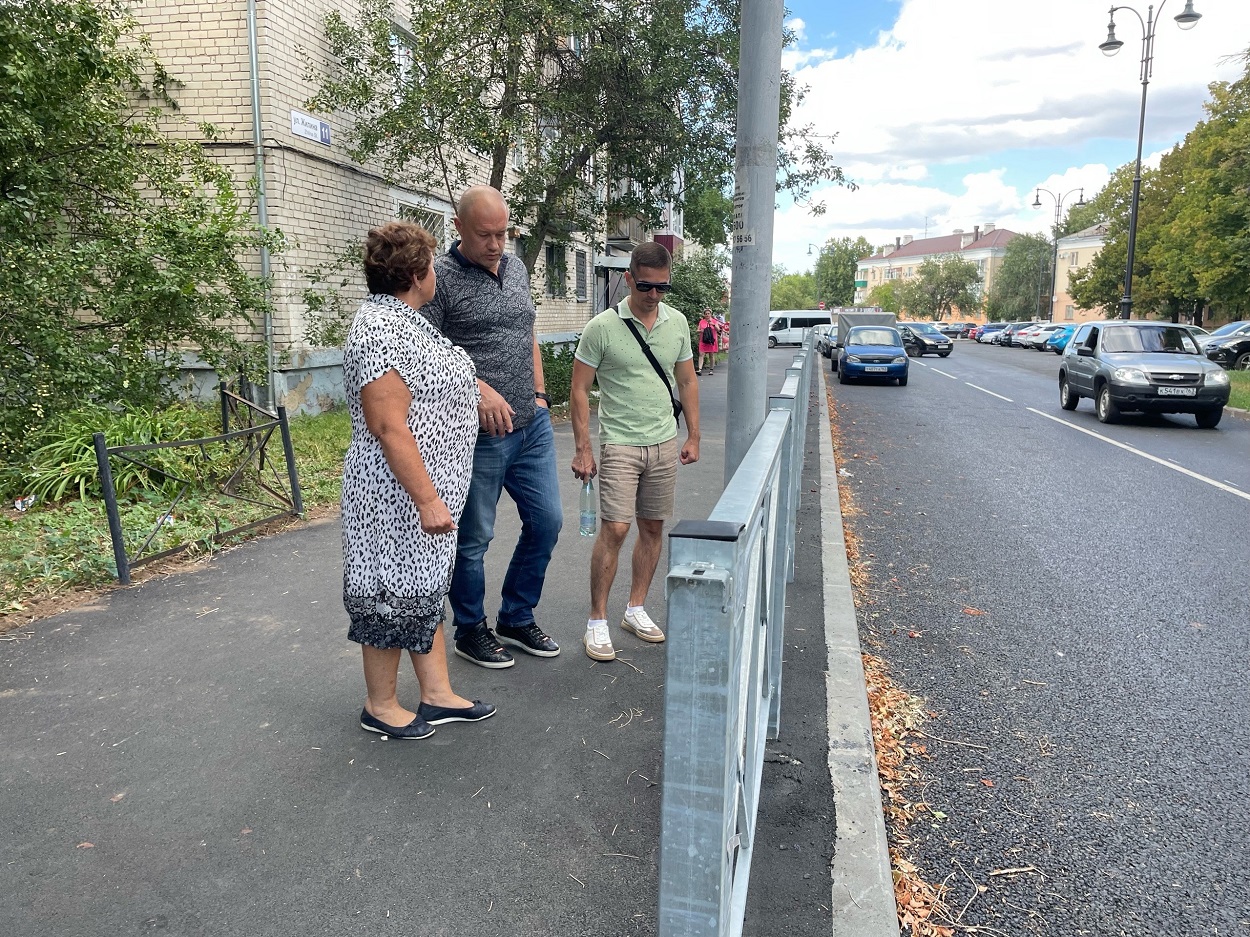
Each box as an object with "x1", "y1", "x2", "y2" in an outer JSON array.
[
  {"x1": 575, "y1": 249, "x2": 588, "y2": 301},
  {"x1": 545, "y1": 242, "x2": 567, "y2": 298},
  {"x1": 396, "y1": 200, "x2": 451, "y2": 254},
  {"x1": 1065, "y1": 305, "x2": 1075, "y2": 320}
]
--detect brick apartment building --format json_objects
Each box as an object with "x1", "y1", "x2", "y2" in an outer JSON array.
[{"x1": 135, "y1": 1, "x2": 668, "y2": 411}]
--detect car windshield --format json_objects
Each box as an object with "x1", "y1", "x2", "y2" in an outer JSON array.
[
  {"x1": 1101, "y1": 325, "x2": 1199, "y2": 355},
  {"x1": 908, "y1": 323, "x2": 943, "y2": 336},
  {"x1": 848, "y1": 328, "x2": 900, "y2": 347}
]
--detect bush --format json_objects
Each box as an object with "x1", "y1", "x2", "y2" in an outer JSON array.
[
  {"x1": 540, "y1": 342, "x2": 578, "y2": 406},
  {"x1": 23, "y1": 404, "x2": 230, "y2": 504}
]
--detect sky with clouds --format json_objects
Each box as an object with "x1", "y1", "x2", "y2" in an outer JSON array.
[{"x1": 772, "y1": 0, "x2": 1250, "y2": 270}]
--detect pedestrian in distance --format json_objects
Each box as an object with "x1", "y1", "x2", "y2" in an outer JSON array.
[
  {"x1": 420, "y1": 185, "x2": 563, "y2": 669},
  {"x1": 569, "y1": 241, "x2": 701, "y2": 661},
  {"x1": 696, "y1": 308, "x2": 720, "y2": 375},
  {"x1": 341, "y1": 221, "x2": 495, "y2": 740}
]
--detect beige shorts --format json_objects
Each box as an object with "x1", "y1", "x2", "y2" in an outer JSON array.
[{"x1": 598, "y1": 437, "x2": 679, "y2": 523}]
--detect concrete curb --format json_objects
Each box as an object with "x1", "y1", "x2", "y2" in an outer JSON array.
[{"x1": 819, "y1": 366, "x2": 901, "y2": 935}]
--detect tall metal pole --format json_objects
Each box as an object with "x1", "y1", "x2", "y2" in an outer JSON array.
[
  {"x1": 1049, "y1": 201, "x2": 1061, "y2": 322},
  {"x1": 1119, "y1": 16, "x2": 1152, "y2": 320},
  {"x1": 724, "y1": 0, "x2": 785, "y2": 483}
]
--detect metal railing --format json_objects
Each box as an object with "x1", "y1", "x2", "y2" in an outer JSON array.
[
  {"x1": 658, "y1": 339, "x2": 816, "y2": 937},
  {"x1": 93, "y1": 383, "x2": 304, "y2": 584}
]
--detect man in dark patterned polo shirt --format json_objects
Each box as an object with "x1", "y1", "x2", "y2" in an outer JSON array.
[{"x1": 420, "y1": 185, "x2": 562, "y2": 668}]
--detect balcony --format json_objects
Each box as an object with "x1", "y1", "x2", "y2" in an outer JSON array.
[{"x1": 607, "y1": 214, "x2": 647, "y2": 251}]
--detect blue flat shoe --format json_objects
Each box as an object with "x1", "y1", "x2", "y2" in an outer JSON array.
[
  {"x1": 360, "y1": 708, "x2": 435, "y2": 739},
  {"x1": 417, "y1": 700, "x2": 496, "y2": 725}
]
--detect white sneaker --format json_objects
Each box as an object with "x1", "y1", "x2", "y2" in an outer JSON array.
[
  {"x1": 584, "y1": 622, "x2": 616, "y2": 661},
  {"x1": 621, "y1": 607, "x2": 666, "y2": 643}
]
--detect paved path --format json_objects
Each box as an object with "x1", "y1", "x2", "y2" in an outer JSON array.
[{"x1": 0, "y1": 350, "x2": 859, "y2": 937}]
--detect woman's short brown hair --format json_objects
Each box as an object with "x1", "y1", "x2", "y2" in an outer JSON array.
[{"x1": 363, "y1": 221, "x2": 438, "y2": 295}]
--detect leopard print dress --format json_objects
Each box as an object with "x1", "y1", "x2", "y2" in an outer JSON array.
[{"x1": 341, "y1": 293, "x2": 479, "y2": 652}]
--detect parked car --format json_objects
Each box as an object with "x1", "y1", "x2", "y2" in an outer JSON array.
[
  {"x1": 812, "y1": 324, "x2": 836, "y2": 358},
  {"x1": 897, "y1": 322, "x2": 953, "y2": 357},
  {"x1": 1206, "y1": 331, "x2": 1250, "y2": 371},
  {"x1": 1014, "y1": 324, "x2": 1046, "y2": 348},
  {"x1": 937, "y1": 321, "x2": 971, "y2": 338},
  {"x1": 837, "y1": 326, "x2": 909, "y2": 386},
  {"x1": 996, "y1": 322, "x2": 1039, "y2": 347},
  {"x1": 1058, "y1": 320, "x2": 1231, "y2": 427},
  {"x1": 1024, "y1": 323, "x2": 1068, "y2": 350},
  {"x1": 1045, "y1": 324, "x2": 1077, "y2": 354},
  {"x1": 976, "y1": 323, "x2": 1008, "y2": 343},
  {"x1": 1198, "y1": 320, "x2": 1250, "y2": 352}
]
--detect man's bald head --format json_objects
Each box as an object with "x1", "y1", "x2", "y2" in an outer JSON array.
[
  {"x1": 454, "y1": 185, "x2": 509, "y2": 273},
  {"x1": 457, "y1": 185, "x2": 508, "y2": 225}
]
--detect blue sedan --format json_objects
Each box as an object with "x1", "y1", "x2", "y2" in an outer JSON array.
[{"x1": 837, "y1": 326, "x2": 909, "y2": 386}]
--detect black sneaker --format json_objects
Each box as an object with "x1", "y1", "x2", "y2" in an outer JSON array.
[
  {"x1": 496, "y1": 622, "x2": 561, "y2": 658},
  {"x1": 454, "y1": 626, "x2": 515, "y2": 669}
]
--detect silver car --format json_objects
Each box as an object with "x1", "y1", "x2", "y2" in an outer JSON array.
[{"x1": 1058, "y1": 321, "x2": 1231, "y2": 428}]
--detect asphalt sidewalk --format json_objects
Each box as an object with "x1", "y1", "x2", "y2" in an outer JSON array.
[{"x1": 0, "y1": 352, "x2": 892, "y2": 936}]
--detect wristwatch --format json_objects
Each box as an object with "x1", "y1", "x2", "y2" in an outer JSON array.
[{"x1": 535, "y1": 392, "x2": 550, "y2": 403}]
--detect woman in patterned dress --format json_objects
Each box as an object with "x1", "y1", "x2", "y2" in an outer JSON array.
[{"x1": 341, "y1": 221, "x2": 494, "y2": 740}]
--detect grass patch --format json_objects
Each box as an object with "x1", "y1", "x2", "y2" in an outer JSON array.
[
  {"x1": 1, "y1": 407, "x2": 352, "y2": 623},
  {"x1": 1227, "y1": 371, "x2": 1250, "y2": 411}
]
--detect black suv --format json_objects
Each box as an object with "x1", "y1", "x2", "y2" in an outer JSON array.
[
  {"x1": 897, "y1": 322, "x2": 952, "y2": 357},
  {"x1": 1058, "y1": 321, "x2": 1231, "y2": 428},
  {"x1": 1205, "y1": 328, "x2": 1250, "y2": 371}
]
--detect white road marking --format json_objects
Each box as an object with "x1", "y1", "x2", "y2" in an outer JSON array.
[
  {"x1": 1028, "y1": 408, "x2": 1250, "y2": 503},
  {"x1": 965, "y1": 382, "x2": 1013, "y2": 402},
  {"x1": 930, "y1": 367, "x2": 958, "y2": 380},
  {"x1": 912, "y1": 360, "x2": 928, "y2": 368},
  {"x1": 1225, "y1": 480, "x2": 1242, "y2": 488}
]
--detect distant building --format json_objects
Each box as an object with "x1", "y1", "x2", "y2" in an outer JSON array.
[
  {"x1": 854, "y1": 225, "x2": 1018, "y2": 318},
  {"x1": 1051, "y1": 224, "x2": 1109, "y2": 323}
]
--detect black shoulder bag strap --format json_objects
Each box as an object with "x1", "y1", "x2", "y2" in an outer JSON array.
[{"x1": 620, "y1": 308, "x2": 683, "y2": 427}]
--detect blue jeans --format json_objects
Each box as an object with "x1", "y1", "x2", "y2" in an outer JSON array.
[{"x1": 450, "y1": 407, "x2": 563, "y2": 639}]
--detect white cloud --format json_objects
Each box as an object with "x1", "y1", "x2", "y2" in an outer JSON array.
[{"x1": 770, "y1": 0, "x2": 1250, "y2": 265}]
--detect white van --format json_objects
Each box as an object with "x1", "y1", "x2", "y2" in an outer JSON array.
[{"x1": 769, "y1": 310, "x2": 832, "y2": 347}]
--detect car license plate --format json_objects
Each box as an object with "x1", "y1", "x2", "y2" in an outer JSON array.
[
  {"x1": 937, "y1": 344, "x2": 950, "y2": 349},
  {"x1": 1157, "y1": 386, "x2": 1196, "y2": 396},
  {"x1": 865, "y1": 366, "x2": 888, "y2": 372}
]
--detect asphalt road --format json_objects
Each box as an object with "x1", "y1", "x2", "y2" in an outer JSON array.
[{"x1": 829, "y1": 339, "x2": 1250, "y2": 936}]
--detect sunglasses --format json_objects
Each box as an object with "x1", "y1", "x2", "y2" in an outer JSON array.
[{"x1": 633, "y1": 280, "x2": 673, "y2": 294}]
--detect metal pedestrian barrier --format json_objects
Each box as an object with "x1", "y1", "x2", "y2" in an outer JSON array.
[{"x1": 659, "y1": 338, "x2": 816, "y2": 937}]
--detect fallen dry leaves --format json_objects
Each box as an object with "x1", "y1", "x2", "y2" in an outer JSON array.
[{"x1": 829, "y1": 392, "x2": 954, "y2": 937}]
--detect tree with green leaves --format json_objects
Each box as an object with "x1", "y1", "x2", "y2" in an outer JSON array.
[
  {"x1": 898, "y1": 255, "x2": 981, "y2": 320},
  {"x1": 309, "y1": 0, "x2": 845, "y2": 274},
  {"x1": 866, "y1": 281, "x2": 904, "y2": 313},
  {"x1": 0, "y1": 0, "x2": 276, "y2": 466},
  {"x1": 770, "y1": 267, "x2": 817, "y2": 310},
  {"x1": 985, "y1": 233, "x2": 1051, "y2": 321},
  {"x1": 813, "y1": 236, "x2": 874, "y2": 308},
  {"x1": 669, "y1": 250, "x2": 730, "y2": 339}
]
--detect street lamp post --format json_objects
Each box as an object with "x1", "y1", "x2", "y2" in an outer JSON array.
[
  {"x1": 1098, "y1": 1, "x2": 1202, "y2": 319},
  {"x1": 1032, "y1": 187, "x2": 1085, "y2": 321}
]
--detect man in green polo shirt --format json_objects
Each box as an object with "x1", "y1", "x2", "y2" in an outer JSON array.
[{"x1": 570, "y1": 242, "x2": 700, "y2": 661}]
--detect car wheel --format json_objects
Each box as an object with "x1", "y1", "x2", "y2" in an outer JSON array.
[
  {"x1": 898, "y1": 374, "x2": 908, "y2": 387},
  {"x1": 938, "y1": 351, "x2": 951, "y2": 358},
  {"x1": 1095, "y1": 385, "x2": 1119, "y2": 424},
  {"x1": 767, "y1": 336, "x2": 777, "y2": 348},
  {"x1": 837, "y1": 368, "x2": 848, "y2": 384},
  {"x1": 906, "y1": 346, "x2": 919, "y2": 358},
  {"x1": 1059, "y1": 377, "x2": 1079, "y2": 410},
  {"x1": 1233, "y1": 352, "x2": 1250, "y2": 371},
  {"x1": 1195, "y1": 407, "x2": 1223, "y2": 429}
]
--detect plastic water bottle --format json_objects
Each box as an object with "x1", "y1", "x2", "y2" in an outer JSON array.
[{"x1": 579, "y1": 479, "x2": 597, "y2": 536}]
